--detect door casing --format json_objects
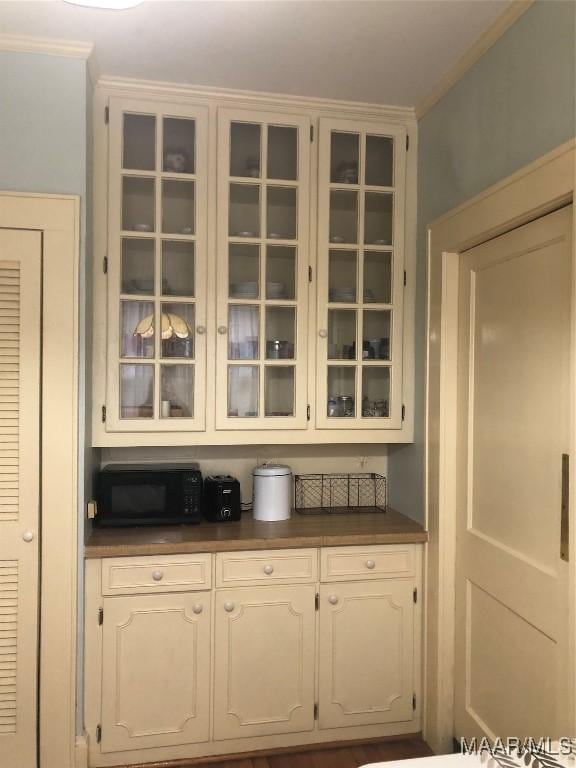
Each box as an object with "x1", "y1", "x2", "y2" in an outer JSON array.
[
  {"x1": 0, "y1": 192, "x2": 79, "y2": 768},
  {"x1": 424, "y1": 139, "x2": 576, "y2": 753}
]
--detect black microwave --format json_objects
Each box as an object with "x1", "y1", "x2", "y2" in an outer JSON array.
[{"x1": 95, "y1": 464, "x2": 203, "y2": 527}]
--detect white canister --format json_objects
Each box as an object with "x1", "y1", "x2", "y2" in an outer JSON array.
[{"x1": 252, "y1": 464, "x2": 292, "y2": 521}]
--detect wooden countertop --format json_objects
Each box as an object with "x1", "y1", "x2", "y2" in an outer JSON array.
[{"x1": 85, "y1": 507, "x2": 428, "y2": 558}]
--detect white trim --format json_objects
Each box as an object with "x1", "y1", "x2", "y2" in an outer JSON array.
[
  {"x1": 415, "y1": 0, "x2": 535, "y2": 119},
  {"x1": 97, "y1": 75, "x2": 416, "y2": 123},
  {"x1": 0, "y1": 33, "x2": 93, "y2": 59},
  {"x1": 0, "y1": 33, "x2": 99, "y2": 85},
  {"x1": 74, "y1": 735, "x2": 89, "y2": 768},
  {"x1": 0, "y1": 191, "x2": 80, "y2": 768},
  {"x1": 425, "y1": 139, "x2": 575, "y2": 752}
]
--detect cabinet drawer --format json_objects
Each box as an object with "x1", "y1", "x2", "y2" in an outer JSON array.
[
  {"x1": 102, "y1": 554, "x2": 212, "y2": 595},
  {"x1": 216, "y1": 549, "x2": 318, "y2": 587},
  {"x1": 320, "y1": 545, "x2": 415, "y2": 582}
]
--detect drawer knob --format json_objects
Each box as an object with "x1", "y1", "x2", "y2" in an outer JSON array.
[
  {"x1": 152, "y1": 570, "x2": 164, "y2": 581},
  {"x1": 192, "y1": 604, "x2": 203, "y2": 615},
  {"x1": 328, "y1": 595, "x2": 339, "y2": 605},
  {"x1": 365, "y1": 560, "x2": 376, "y2": 570},
  {"x1": 22, "y1": 531, "x2": 34, "y2": 543},
  {"x1": 196, "y1": 325, "x2": 206, "y2": 335},
  {"x1": 217, "y1": 325, "x2": 228, "y2": 335},
  {"x1": 318, "y1": 328, "x2": 328, "y2": 338},
  {"x1": 224, "y1": 601, "x2": 235, "y2": 613},
  {"x1": 263, "y1": 564, "x2": 274, "y2": 575}
]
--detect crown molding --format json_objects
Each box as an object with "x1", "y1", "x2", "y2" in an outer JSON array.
[
  {"x1": 415, "y1": 0, "x2": 535, "y2": 120},
  {"x1": 97, "y1": 75, "x2": 417, "y2": 123},
  {"x1": 0, "y1": 33, "x2": 94, "y2": 59},
  {"x1": 0, "y1": 33, "x2": 100, "y2": 86}
]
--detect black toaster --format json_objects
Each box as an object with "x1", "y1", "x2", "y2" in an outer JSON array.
[{"x1": 203, "y1": 475, "x2": 241, "y2": 522}]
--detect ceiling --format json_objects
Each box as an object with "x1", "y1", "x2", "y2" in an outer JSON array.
[{"x1": 0, "y1": 0, "x2": 511, "y2": 107}]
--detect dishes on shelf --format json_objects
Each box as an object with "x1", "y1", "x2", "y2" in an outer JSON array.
[
  {"x1": 363, "y1": 288, "x2": 375, "y2": 302},
  {"x1": 133, "y1": 223, "x2": 152, "y2": 232},
  {"x1": 124, "y1": 279, "x2": 154, "y2": 294},
  {"x1": 328, "y1": 288, "x2": 377, "y2": 303},
  {"x1": 230, "y1": 281, "x2": 258, "y2": 299},
  {"x1": 335, "y1": 161, "x2": 358, "y2": 184},
  {"x1": 164, "y1": 147, "x2": 191, "y2": 173},
  {"x1": 330, "y1": 235, "x2": 345, "y2": 244},
  {"x1": 329, "y1": 288, "x2": 355, "y2": 303},
  {"x1": 234, "y1": 231, "x2": 257, "y2": 238},
  {"x1": 266, "y1": 281, "x2": 286, "y2": 299},
  {"x1": 180, "y1": 226, "x2": 193, "y2": 235}
]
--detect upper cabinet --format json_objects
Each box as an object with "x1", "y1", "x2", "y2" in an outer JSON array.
[
  {"x1": 106, "y1": 98, "x2": 208, "y2": 432},
  {"x1": 92, "y1": 87, "x2": 416, "y2": 446},
  {"x1": 316, "y1": 119, "x2": 406, "y2": 430},
  {"x1": 215, "y1": 110, "x2": 311, "y2": 430}
]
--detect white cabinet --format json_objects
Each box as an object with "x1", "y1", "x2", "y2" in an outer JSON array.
[
  {"x1": 85, "y1": 544, "x2": 421, "y2": 765},
  {"x1": 316, "y1": 118, "x2": 407, "y2": 429},
  {"x1": 213, "y1": 585, "x2": 316, "y2": 740},
  {"x1": 100, "y1": 591, "x2": 211, "y2": 753},
  {"x1": 215, "y1": 109, "x2": 311, "y2": 430},
  {"x1": 318, "y1": 580, "x2": 414, "y2": 729},
  {"x1": 105, "y1": 97, "x2": 209, "y2": 432},
  {"x1": 92, "y1": 84, "x2": 416, "y2": 446}
]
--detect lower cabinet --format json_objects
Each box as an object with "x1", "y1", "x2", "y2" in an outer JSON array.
[
  {"x1": 213, "y1": 585, "x2": 316, "y2": 740},
  {"x1": 85, "y1": 544, "x2": 422, "y2": 765},
  {"x1": 100, "y1": 591, "x2": 211, "y2": 753},
  {"x1": 318, "y1": 580, "x2": 414, "y2": 729}
]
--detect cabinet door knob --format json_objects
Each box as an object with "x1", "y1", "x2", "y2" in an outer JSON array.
[
  {"x1": 318, "y1": 329, "x2": 328, "y2": 338},
  {"x1": 196, "y1": 325, "x2": 206, "y2": 335},
  {"x1": 263, "y1": 564, "x2": 274, "y2": 575},
  {"x1": 365, "y1": 559, "x2": 376, "y2": 570},
  {"x1": 217, "y1": 325, "x2": 228, "y2": 335},
  {"x1": 22, "y1": 531, "x2": 34, "y2": 543},
  {"x1": 224, "y1": 601, "x2": 235, "y2": 613},
  {"x1": 328, "y1": 595, "x2": 339, "y2": 605},
  {"x1": 152, "y1": 570, "x2": 164, "y2": 581},
  {"x1": 192, "y1": 604, "x2": 203, "y2": 614}
]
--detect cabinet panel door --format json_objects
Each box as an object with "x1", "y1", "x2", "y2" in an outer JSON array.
[
  {"x1": 318, "y1": 580, "x2": 414, "y2": 728},
  {"x1": 100, "y1": 592, "x2": 211, "y2": 752},
  {"x1": 316, "y1": 118, "x2": 406, "y2": 430},
  {"x1": 213, "y1": 585, "x2": 315, "y2": 740},
  {"x1": 215, "y1": 109, "x2": 311, "y2": 430},
  {"x1": 106, "y1": 96, "x2": 208, "y2": 432}
]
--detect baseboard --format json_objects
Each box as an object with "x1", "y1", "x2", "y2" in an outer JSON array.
[{"x1": 75, "y1": 734, "x2": 89, "y2": 768}]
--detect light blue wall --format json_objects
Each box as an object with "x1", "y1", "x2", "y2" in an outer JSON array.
[
  {"x1": 388, "y1": 0, "x2": 576, "y2": 523},
  {"x1": 0, "y1": 51, "x2": 87, "y2": 195},
  {"x1": 0, "y1": 49, "x2": 92, "y2": 734}
]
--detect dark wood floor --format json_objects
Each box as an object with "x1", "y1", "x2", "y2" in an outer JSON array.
[{"x1": 124, "y1": 737, "x2": 433, "y2": 768}]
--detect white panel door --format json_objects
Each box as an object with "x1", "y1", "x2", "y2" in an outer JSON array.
[
  {"x1": 0, "y1": 229, "x2": 41, "y2": 768},
  {"x1": 100, "y1": 591, "x2": 212, "y2": 752},
  {"x1": 455, "y1": 206, "x2": 572, "y2": 740},
  {"x1": 213, "y1": 585, "x2": 316, "y2": 740},
  {"x1": 318, "y1": 580, "x2": 414, "y2": 728}
]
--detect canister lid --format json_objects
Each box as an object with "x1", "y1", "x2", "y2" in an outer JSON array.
[{"x1": 253, "y1": 463, "x2": 292, "y2": 477}]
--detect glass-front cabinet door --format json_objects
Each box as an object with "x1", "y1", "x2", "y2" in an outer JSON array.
[
  {"x1": 106, "y1": 97, "x2": 208, "y2": 431},
  {"x1": 316, "y1": 118, "x2": 406, "y2": 429},
  {"x1": 215, "y1": 109, "x2": 311, "y2": 429}
]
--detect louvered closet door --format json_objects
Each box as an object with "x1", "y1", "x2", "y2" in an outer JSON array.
[{"x1": 0, "y1": 230, "x2": 41, "y2": 768}]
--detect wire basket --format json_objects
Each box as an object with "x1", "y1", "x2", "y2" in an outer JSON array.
[{"x1": 294, "y1": 473, "x2": 387, "y2": 515}]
